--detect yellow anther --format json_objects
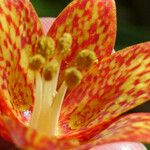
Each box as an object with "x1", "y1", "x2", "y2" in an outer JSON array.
[
  {"x1": 46, "y1": 37, "x2": 55, "y2": 54},
  {"x1": 37, "y1": 35, "x2": 55, "y2": 58},
  {"x1": 44, "y1": 59, "x2": 59, "y2": 81},
  {"x1": 29, "y1": 54, "x2": 45, "y2": 71},
  {"x1": 38, "y1": 35, "x2": 47, "y2": 50},
  {"x1": 76, "y1": 49, "x2": 97, "y2": 69},
  {"x1": 59, "y1": 33, "x2": 72, "y2": 56},
  {"x1": 65, "y1": 67, "x2": 82, "y2": 88}
]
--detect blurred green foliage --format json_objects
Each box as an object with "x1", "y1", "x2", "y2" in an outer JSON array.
[
  {"x1": 116, "y1": 0, "x2": 150, "y2": 49},
  {"x1": 30, "y1": 0, "x2": 69, "y2": 17},
  {"x1": 146, "y1": 144, "x2": 150, "y2": 150},
  {"x1": 30, "y1": 1, "x2": 150, "y2": 149}
]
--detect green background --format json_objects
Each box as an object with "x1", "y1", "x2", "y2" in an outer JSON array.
[{"x1": 31, "y1": 0, "x2": 150, "y2": 149}]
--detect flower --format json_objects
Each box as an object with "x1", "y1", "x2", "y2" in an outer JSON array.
[{"x1": 0, "y1": 0, "x2": 150, "y2": 149}]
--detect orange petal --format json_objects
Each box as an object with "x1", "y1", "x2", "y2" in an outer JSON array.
[
  {"x1": 78, "y1": 113, "x2": 150, "y2": 149},
  {"x1": 48, "y1": 0, "x2": 116, "y2": 67},
  {"x1": 0, "y1": 115, "x2": 11, "y2": 142},
  {"x1": 1, "y1": 116, "x2": 80, "y2": 150},
  {"x1": 0, "y1": 0, "x2": 43, "y2": 123},
  {"x1": 60, "y1": 42, "x2": 150, "y2": 135}
]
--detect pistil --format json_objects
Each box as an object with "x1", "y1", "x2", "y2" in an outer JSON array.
[{"x1": 46, "y1": 82, "x2": 67, "y2": 136}]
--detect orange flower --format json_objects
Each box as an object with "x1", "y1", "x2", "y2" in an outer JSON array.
[{"x1": 0, "y1": 0, "x2": 150, "y2": 149}]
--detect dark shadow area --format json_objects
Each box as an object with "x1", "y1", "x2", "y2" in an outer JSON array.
[
  {"x1": 115, "y1": 0, "x2": 150, "y2": 49},
  {"x1": 0, "y1": 137, "x2": 18, "y2": 150},
  {"x1": 125, "y1": 101, "x2": 150, "y2": 113}
]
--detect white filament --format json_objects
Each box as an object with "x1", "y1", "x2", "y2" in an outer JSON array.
[
  {"x1": 48, "y1": 82, "x2": 67, "y2": 136},
  {"x1": 30, "y1": 72, "x2": 42, "y2": 129},
  {"x1": 29, "y1": 63, "x2": 67, "y2": 136}
]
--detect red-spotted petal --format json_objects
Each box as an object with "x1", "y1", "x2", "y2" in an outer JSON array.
[
  {"x1": 78, "y1": 113, "x2": 150, "y2": 149},
  {"x1": 60, "y1": 42, "x2": 150, "y2": 136},
  {"x1": 1, "y1": 116, "x2": 80, "y2": 150},
  {"x1": 48, "y1": 0, "x2": 116, "y2": 68},
  {"x1": 0, "y1": 0, "x2": 43, "y2": 123}
]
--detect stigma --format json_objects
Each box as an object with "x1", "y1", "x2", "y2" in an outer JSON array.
[{"x1": 28, "y1": 33, "x2": 97, "y2": 137}]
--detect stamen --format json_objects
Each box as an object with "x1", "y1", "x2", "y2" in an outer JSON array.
[
  {"x1": 29, "y1": 54, "x2": 45, "y2": 70},
  {"x1": 50, "y1": 62, "x2": 61, "y2": 97},
  {"x1": 30, "y1": 58, "x2": 61, "y2": 136},
  {"x1": 37, "y1": 35, "x2": 55, "y2": 58},
  {"x1": 42, "y1": 59, "x2": 60, "y2": 109},
  {"x1": 30, "y1": 72, "x2": 43, "y2": 129},
  {"x1": 31, "y1": 82, "x2": 67, "y2": 136},
  {"x1": 58, "y1": 33, "x2": 72, "y2": 56},
  {"x1": 76, "y1": 49, "x2": 97, "y2": 69},
  {"x1": 35, "y1": 78, "x2": 54, "y2": 135},
  {"x1": 65, "y1": 67, "x2": 82, "y2": 88},
  {"x1": 29, "y1": 33, "x2": 84, "y2": 137},
  {"x1": 38, "y1": 35, "x2": 47, "y2": 50},
  {"x1": 48, "y1": 82, "x2": 67, "y2": 136},
  {"x1": 46, "y1": 37, "x2": 55, "y2": 55},
  {"x1": 43, "y1": 59, "x2": 59, "y2": 81}
]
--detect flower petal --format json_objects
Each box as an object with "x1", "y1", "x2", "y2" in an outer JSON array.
[
  {"x1": 90, "y1": 142, "x2": 146, "y2": 150},
  {"x1": 40, "y1": 17, "x2": 55, "y2": 34},
  {"x1": 0, "y1": 0, "x2": 43, "y2": 122},
  {"x1": 48, "y1": 0, "x2": 116, "y2": 67},
  {"x1": 0, "y1": 115, "x2": 11, "y2": 142},
  {"x1": 78, "y1": 113, "x2": 150, "y2": 149},
  {"x1": 1, "y1": 116, "x2": 80, "y2": 150},
  {"x1": 60, "y1": 42, "x2": 150, "y2": 135}
]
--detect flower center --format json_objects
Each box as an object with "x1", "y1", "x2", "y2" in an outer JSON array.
[{"x1": 28, "y1": 33, "x2": 97, "y2": 137}]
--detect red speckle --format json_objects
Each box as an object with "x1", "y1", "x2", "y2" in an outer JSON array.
[
  {"x1": 6, "y1": 15, "x2": 12, "y2": 23},
  {"x1": 79, "y1": 0, "x2": 87, "y2": 9},
  {"x1": 0, "y1": 7, "x2": 3, "y2": 14},
  {"x1": 6, "y1": 61, "x2": 11, "y2": 67},
  {"x1": 4, "y1": 40, "x2": 8, "y2": 48},
  {"x1": 1, "y1": 84, "x2": 6, "y2": 89},
  {"x1": 127, "y1": 88, "x2": 135, "y2": 95},
  {"x1": 134, "y1": 79, "x2": 140, "y2": 86},
  {"x1": 72, "y1": 15, "x2": 79, "y2": 27},
  {"x1": 88, "y1": 23, "x2": 97, "y2": 34}
]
